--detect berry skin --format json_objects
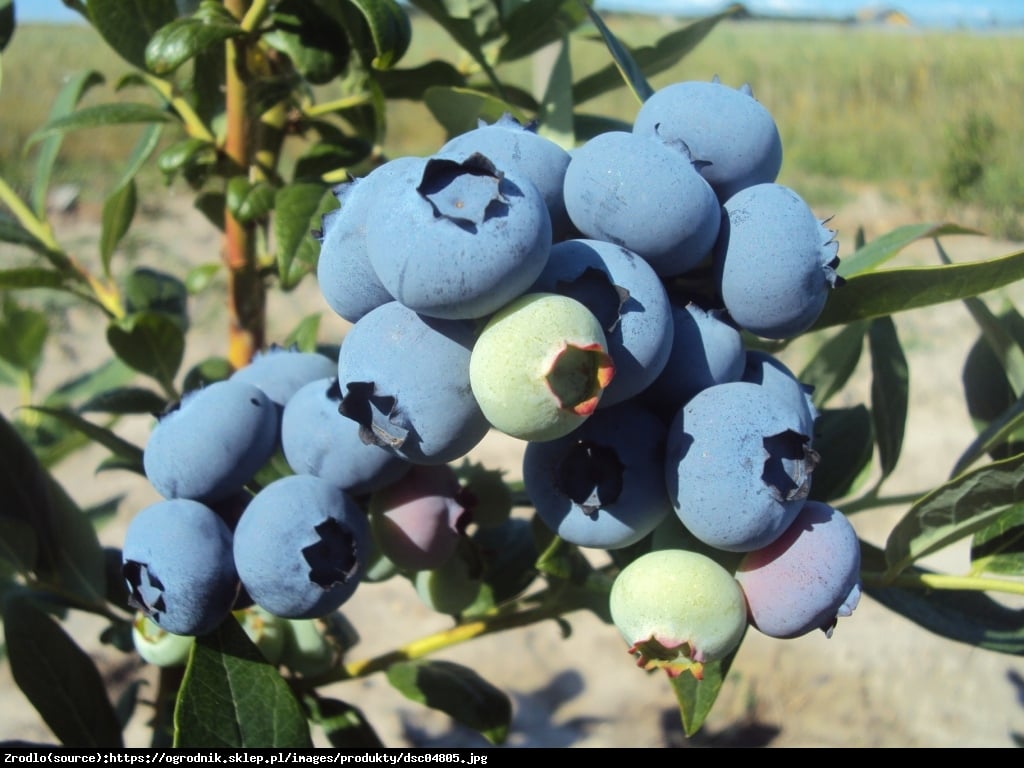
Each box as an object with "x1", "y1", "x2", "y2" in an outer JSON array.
[
  {"x1": 122, "y1": 498, "x2": 239, "y2": 636},
  {"x1": 365, "y1": 153, "x2": 552, "y2": 320},
  {"x1": 281, "y1": 377, "x2": 411, "y2": 496},
  {"x1": 143, "y1": 379, "x2": 279, "y2": 503},
  {"x1": 562, "y1": 130, "x2": 721, "y2": 277},
  {"x1": 632, "y1": 77, "x2": 783, "y2": 202},
  {"x1": 368, "y1": 464, "x2": 471, "y2": 572},
  {"x1": 714, "y1": 182, "x2": 841, "y2": 339},
  {"x1": 230, "y1": 346, "x2": 337, "y2": 411},
  {"x1": 741, "y1": 349, "x2": 818, "y2": 437},
  {"x1": 735, "y1": 501, "x2": 862, "y2": 639},
  {"x1": 232, "y1": 474, "x2": 371, "y2": 620},
  {"x1": 439, "y1": 113, "x2": 573, "y2": 240},
  {"x1": 469, "y1": 292, "x2": 615, "y2": 442},
  {"x1": 530, "y1": 238, "x2": 674, "y2": 408},
  {"x1": 336, "y1": 301, "x2": 490, "y2": 465},
  {"x1": 315, "y1": 157, "x2": 425, "y2": 323},
  {"x1": 523, "y1": 400, "x2": 672, "y2": 550},
  {"x1": 665, "y1": 380, "x2": 818, "y2": 552},
  {"x1": 640, "y1": 301, "x2": 746, "y2": 420},
  {"x1": 609, "y1": 549, "x2": 747, "y2": 680}
]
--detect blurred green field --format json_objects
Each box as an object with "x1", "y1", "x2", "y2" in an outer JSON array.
[{"x1": 1, "y1": 14, "x2": 1022, "y2": 237}]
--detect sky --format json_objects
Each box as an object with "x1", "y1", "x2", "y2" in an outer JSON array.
[{"x1": 13, "y1": 0, "x2": 1024, "y2": 28}]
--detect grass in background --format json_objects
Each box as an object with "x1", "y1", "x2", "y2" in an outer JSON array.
[{"x1": 2, "y1": 16, "x2": 1022, "y2": 237}]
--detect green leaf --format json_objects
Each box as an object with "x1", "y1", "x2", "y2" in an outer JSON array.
[
  {"x1": 971, "y1": 504, "x2": 1024, "y2": 576},
  {"x1": 885, "y1": 452, "x2": 1024, "y2": 575},
  {"x1": 953, "y1": 396, "x2": 1024, "y2": 478},
  {"x1": 497, "y1": 0, "x2": 588, "y2": 63},
  {"x1": 282, "y1": 314, "x2": 322, "y2": 353},
  {"x1": 811, "y1": 247, "x2": 1024, "y2": 331},
  {"x1": 345, "y1": 0, "x2": 412, "y2": 70},
  {"x1": 386, "y1": 659, "x2": 511, "y2": 744},
  {"x1": 800, "y1": 320, "x2": 868, "y2": 409},
  {"x1": 78, "y1": 387, "x2": 167, "y2": 416},
  {"x1": 536, "y1": 35, "x2": 574, "y2": 149},
  {"x1": 27, "y1": 104, "x2": 176, "y2": 148},
  {"x1": 112, "y1": 122, "x2": 165, "y2": 192},
  {"x1": 175, "y1": 616, "x2": 312, "y2": 747},
  {"x1": 0, "y1": 213, "x2": 55, "y2": 256},
  {"x1": 226, "y1": 178, "x2": 276, "y2": 225},
  {"x1": 157, "y1": 137, "x2": 218, "y2": 182},
  {"x1": 573, "y1": 4, "x2": 741, "y2": 105},
  {"x1": 145, "y1": 10, "x2": 243, "y2": 75},
  {"x1": 86, "y1": 0, "x2": 180, "y2": 70},
  {"x1": 194, "y1": 191, "x2": 226, "y2": 232},
  {"x1": 868, "y1": 315, "x2": 908, "y2": 480},
  {"x1": 578, "y1": 3, "x2": 652, "y2": 103},
  {"x1": 264, "y1": 0, "x2": 351, "y2": 85},
  {"x1": 862, "y1": 542, "x2": 1024, "y2": 655},
  {"x1": 808, "y1": 406, "x2": 874, "y2": 504},
  {"x1": 106, "y1": 312, "x2": 185, "y2": 392},
  {"x1": 185, "y1": 263, "x2": 222, "y2": 295},
  {"x1": 99, "y1": 180, "x2": 137, "y2": 276},
  {"x1": 375, "y1": 60, "x2": 465, "y2": 100},
  {"x1": 0, "y1": 301, "x2": 48, "y2": 376},
  {"x1": 424, "y1": 85, "x2": 528, "y2": 140},
  {"x1": 274, "y1": 183, "x2": 335, "y2": 290},
  {"x1": 838, "y1": 222, "x2": 982, "y2": 278},
  {"x1": 0, "y1": 411, "x2": 106, "y2": 604},
  {"x1": 30, "y1": 69, "x2": 105, "y2": 219},
  {"x1": 124, "y1": 268, "x2": 189, "y2": 332},
  {"x1": 25, "y1": 406, "x2": 144, "y2": 475},
  {"x1": 2, "y1": 592, "x2": 123, "y2": 747},
  {"x1": 407, "y1": 0, "x2": 504, "y2": 94},
  {"x1": 304, "y1": 696, "x2": 384, "y2": 748},
  {"x1": 0, "y1": 0, "x2": 13, "y2": 52},
  {"x1": 0, "y1": 518, "x2": 37, "y2": 575},
  {"x1": 670, "y1": 635, "x2": 744, "y2": 737}
]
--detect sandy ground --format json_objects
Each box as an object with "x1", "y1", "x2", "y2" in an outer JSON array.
[{"x1": 1, "y1": 186, "x2": 1023, "y2": 748}]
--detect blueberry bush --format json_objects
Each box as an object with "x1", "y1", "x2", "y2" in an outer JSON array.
[{"x1": 1, "y1": 0, "x2": 1023, "y2": 749}]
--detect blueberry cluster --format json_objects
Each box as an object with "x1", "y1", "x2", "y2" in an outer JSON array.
[{"x1": 122, "y1": 78, "x2": 861, "y2": 681}]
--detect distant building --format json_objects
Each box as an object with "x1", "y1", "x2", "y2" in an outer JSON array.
[{"x1": 856, "y1": 7, "x2": 913, "y2": 26}]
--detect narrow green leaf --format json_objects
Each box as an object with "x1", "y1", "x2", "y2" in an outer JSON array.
[
  {"x1": 24, "y1": 406, "x2": 144, "y2": 476},
  {"x1": 86, "y1": 0, "x2": 180, "y2": 70},
  {"x1": 0, "y1": 518, "x2": 37, "y2": 575},
  {"x1": 407, "y1": 0, "x2": 504, "y2": 95},
  {"x1": 952, "y1": 395, "x2": 1024, "y2": 478},
  {"x1": 78, "y1": 387, "x2": 167, "y2": 416},
  {"x1": 386, "y1": 659, "x2": 511, "y2": 744},
  {"x1": 808, "y1": 406, "x2": 874, "y2": 504},
  {"x1": 799, "y1": 321, "x2": 868, "y2": 409},
  {"x1": 971, "y1": 504, "x2": 1024, "y2": 576},
  {"x1": 0, "y1": 412, "x2": 106, "y2": 602},
  {"x1": 838, "y1": 222, "x2": 982, "y2": 278},
  {"x1": 572, "y1": 4, "x2": 740, "y2": 105},
  {"x1": 345, "y1": 0, "x2": 412, "y2": 70},
  {"x1": 885, "y1": 452, "x2": 1024, "y2": 575},
  {"x1": 304, "y1": 696, "x2": 384, "y2": 748},
  {"x1": 45, "y1": 358, "x2": 138, "y2": 409},
  {"x1": 862, "y1": 542, "x2": 1024, "y2": 655},
  {"x1": 112, "y1": 123, "x2": 165, "y2": 192},
  {"x1": 0, "y1": 301, "x2": 48, "y2": 375},
  {"x1": 2, "y1": 592, "x2": 123, "y2": 747},
  {"x1": 0, "y1": 267, "x2": 67, "y2": 292},
  {"x1": 264, "y1": 0, "x2": 350, "y2": 85},
  {"x1": 0, "y1": 213, "x2": 54, "y2": 256},
  {"x1": 175, "y1": 616, "x2": 312, "y2": 747},
  {"x1": 536, "y1": 35, "x2": 574, "y2": 149},
  {"x1": 424, "y1": 85, "x2": 528, "y2": 140},
  {"x1": 497, "y1": 0, "x2": 588, "y2": 63},
  {"x1": 811, "y1": 247, "x2": 1024, "y2": 331},
  {"x1": 375, "y1": 60, "x2": 465, "y2": 100},
  {"x1": 27, "y1": 104, "x2": 176, "y2": 148},
  {"x1": 274, "y1": 183, "x2": 335, "y2": 290},
  {"x1": 579, "y1": 3, "x2": 652, "y2": 103},
  {"x1": 106, "y1": 312, "x2": 185, "y2": 392},
  {"x1": 99, "y1": 180, "x2": 137, "y2": 276},
  {"x1": 30, "y1": 70, "x2": 105, "y2": 218},
  {"x1": 670, "y1": 635, "x2": 744, "y2": 737},
  {"x1": 282, "y1": 314, "x2": 322, "y2": 353},
  {"x1": 868, "y1": 316, "x2": 908, "y2": 480},
  {"x1": 145, "y1": 13, "x2": 243, "y2": 75},
  {"x1": 0, "y1": 0, "x2": 13, "y2": 52}
]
